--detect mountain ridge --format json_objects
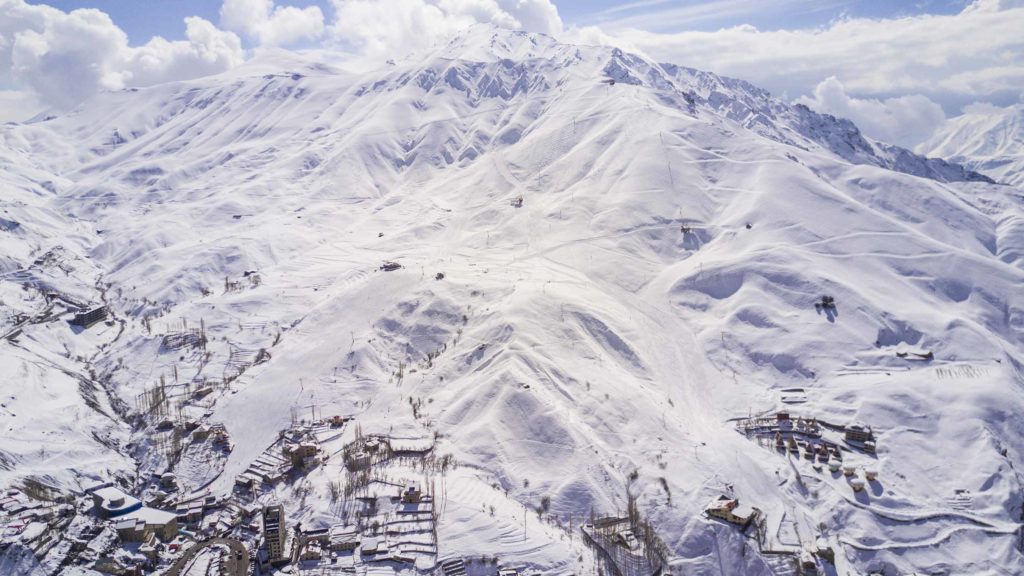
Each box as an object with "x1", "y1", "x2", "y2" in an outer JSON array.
[
  {"x1": 0, "y1": 25, "x2": 1022, "y2": 575},
  {"x1": 919, "y1": 102, "x2": 1024, "y2": 187}
]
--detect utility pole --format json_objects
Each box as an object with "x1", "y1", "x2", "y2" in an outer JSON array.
[{"x1": 524, "y1": 502, "x2": 528, "y2": 541}]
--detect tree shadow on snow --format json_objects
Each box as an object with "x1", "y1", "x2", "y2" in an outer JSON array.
[
  {"x1": 815, "y1": 304, "x2": 839, "y2": 323},
  {"x1": 853, "y1": 487, "x2": 870, "y2": 504},
  {"x1": 869, "y1": 480, "x2": 883, "y2": 497}
]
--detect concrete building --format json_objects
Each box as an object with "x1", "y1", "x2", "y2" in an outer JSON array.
[
  {"x1": 114, "y1": 508, "x2": 178, "y2": 542},
  {"x1": 235, "y1": 474, "x2": 256, "y2": 491},
  {"x1": 115, "y1": 518, "x2": 151, "y2": 543},
  {"x1": 845, "y1": 423, "x2": 873, "y2": 443},
  {"x1": 210, "y1": 424, "x2": 230, "y2": 448},
  {"x1": 300, "y1": 541, "x2": 323, "y2": 561},
  {"x1": 705, "y1": 495, "x2": 759, "y2": 528},
  {"x1": 299, "y1": 525, "x2": 331, "y2": 548},
  {"x1": 192, "y1": 425, "x2": 210, "y2": 441},
  {"x1": 285, "y1": 442, "x2": 319, "y2": 469},
  {"x1": 71, "y1": 306, "x2": 108, "y2": 328},
  {"x1": 91, "y1": 486, "x2": 142, "y2": 519},
  {"x1": 614, "y1": 529, "x2": 640, "y2": 551},
  {"x1": 329, "y1": 525, "x2": 359, "y2": 551},
  {"x1": 401, "y1": 484, "x2": 422, "y2": 504},
  {"x1": 361, "y1": 536, "x2": 387, "y2": 555},
  {"x1": 263, "y1": 503, "x2": 287, "y2": 561},
  {"x1": 347, "y1": 451, "x2": 372, "y2": 471}
]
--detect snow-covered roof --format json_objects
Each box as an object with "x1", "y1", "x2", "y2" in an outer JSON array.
[
  {"x1": 330, "y1": 524, "x2": 358, "y2": 536},
  {"x1": 113, "y1": 518, "x2": 143, "y2": 530},
  {"x1": 92, "y1": 486, "x2": 129, "y2": 503},
  {"x1": 388, "y1": 437, "x2": 433, "y2": 452},
  {"x1": 92, "y1": 487, "x2": 142, "y2": 516},
  {"x1": 124, "y1": 506, "x2": 177, "y2": 526},
  {"x1": 330, "y1": 525, "x2": 359, "y2": 544},
  {"x1": 706, "y1": 496, "x2": 736, "y2": 511},
  {"x1": 732, "y1": 504, "x2": 756, "y2": 520}
]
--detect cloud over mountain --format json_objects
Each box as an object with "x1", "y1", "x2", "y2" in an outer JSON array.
[
  {"x1": 1, "y1": 0, "x2": 1021, "y2": 150},
  {"x1": 0, "y1": 0, "x2": 243, "y2": 111},
  {"x1": 220, "y1": 0, "x2": 325, "y2": 47}
]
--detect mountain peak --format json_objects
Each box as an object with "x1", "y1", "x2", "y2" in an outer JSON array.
[
  {"x1": 2, "y1": 23, "x2": 1022, "y2": 576},
  {"x1": 434, "y1": 23, "x2": 563, "y2": 62},
  {"x1": 919, "y1": 102, "x2": 1024, "y2": 185}
]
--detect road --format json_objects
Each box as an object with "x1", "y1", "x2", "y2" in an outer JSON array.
[{"x1": 164, "y1": 537, "x2": 250, "y2": 576}]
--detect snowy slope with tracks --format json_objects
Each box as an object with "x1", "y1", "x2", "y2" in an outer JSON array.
[{"x1": 1, "y1": 26, "x2": 1022, "y2": 575}]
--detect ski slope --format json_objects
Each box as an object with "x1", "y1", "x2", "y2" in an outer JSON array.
[{"x1": 0, "y1": 25, "x2": 1022, "y2": 575}]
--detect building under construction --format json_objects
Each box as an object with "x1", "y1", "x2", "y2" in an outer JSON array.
[{"x1": 71, "y1": 306, "x2": 108, "y2": 328}]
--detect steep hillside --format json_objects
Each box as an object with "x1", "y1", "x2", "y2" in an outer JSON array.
[
  {"x1": 919, "y1": 103, "x2": 1024, "y2": 186},
  {"x1": 0, "y1": 26, "x2": 1021, "y2": 575}
]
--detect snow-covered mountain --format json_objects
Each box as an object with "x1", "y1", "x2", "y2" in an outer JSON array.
[
  {"x1": 1, "y1": 26, "x2": 1022, "y2": 575},
  {"x1": 919, "y1": 103, "x2": 1024, "y2": 186}
]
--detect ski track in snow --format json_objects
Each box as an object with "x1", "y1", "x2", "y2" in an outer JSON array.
[{"x1": 0, "y1": 25, "x2": 1022, "y2": 576}]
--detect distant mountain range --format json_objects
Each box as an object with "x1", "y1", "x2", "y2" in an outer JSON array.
[{"x1": 920, "y1": 103, "x2": 1024, "y2": 187}]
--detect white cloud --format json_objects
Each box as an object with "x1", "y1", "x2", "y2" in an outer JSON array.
[
  {"x1": 604, "y1": 1, "x2": 1024, "y2": 107},
  {"x1": 328, "y1": 0, "x2": 473, "y2": 62},
  {"x1": 325, "y1": 0, "x2": 562, "y2": 64},
  {"x1": 494, "y1": 0, "x2": 562, "y2": 36},
  {"x1": 4, "y1": 2, "x2": 131, "y2": 109},
  {"x1": 795, "y1": 77, "x2": 948, "y2": 148},
  {"x1": 961, "y1": 0, "x2": 1024, "y2": 12},
  {"x1": 125, "y1": 17, "x2": 244, "y2": 87},
  {"x1": 219, "y1": 0, "x2": 325, "y2": 47},
  {"x1": 961, "y1": 100, "x2": 1022, "y2": 115},
  {"x1": 0, "y1": 89, "x2": 40, "y2": 122},
  {"x1": 0, "y1": 0, "x2": 244, "y2": 111},
  {"x1": 594, "y1": 0, "x2": 846, "y2": 33},
  {"x1": 0, "y1": 0, "x2": 1018, "y2": 150}
]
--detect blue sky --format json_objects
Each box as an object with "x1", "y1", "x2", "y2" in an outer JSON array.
[{"x1": 28, "y1": 0, "x2": 971, "y2": 45}]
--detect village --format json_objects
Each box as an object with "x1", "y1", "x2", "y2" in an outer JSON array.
[
  {"x1": 0, "y1": 291, "x2": 884, "y2": 576},
  {"x1": 0, "y1": 396, "x2": 687, "y2": 576},
  {"x1": 733, "y1": 411, "x2": 879, "y2": 492},
  {"x1": 3, "y1": 403, "x2": 862, "y2": 576},
  {"x1": 684, "y1": 410, "x2": 885, "y2": 575},
  {"x1": 0, "y1": 402, "x2": 439, "y2": 576},
  {"x1": 0, "y1": 249, "x2": 915, "y2": 576},
  {"x1": 2, "y1": 399, "x2": 585, "y2": 576},
  {"x1": 2, "y1": 272, "x2": 600, "y2": 576}
]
